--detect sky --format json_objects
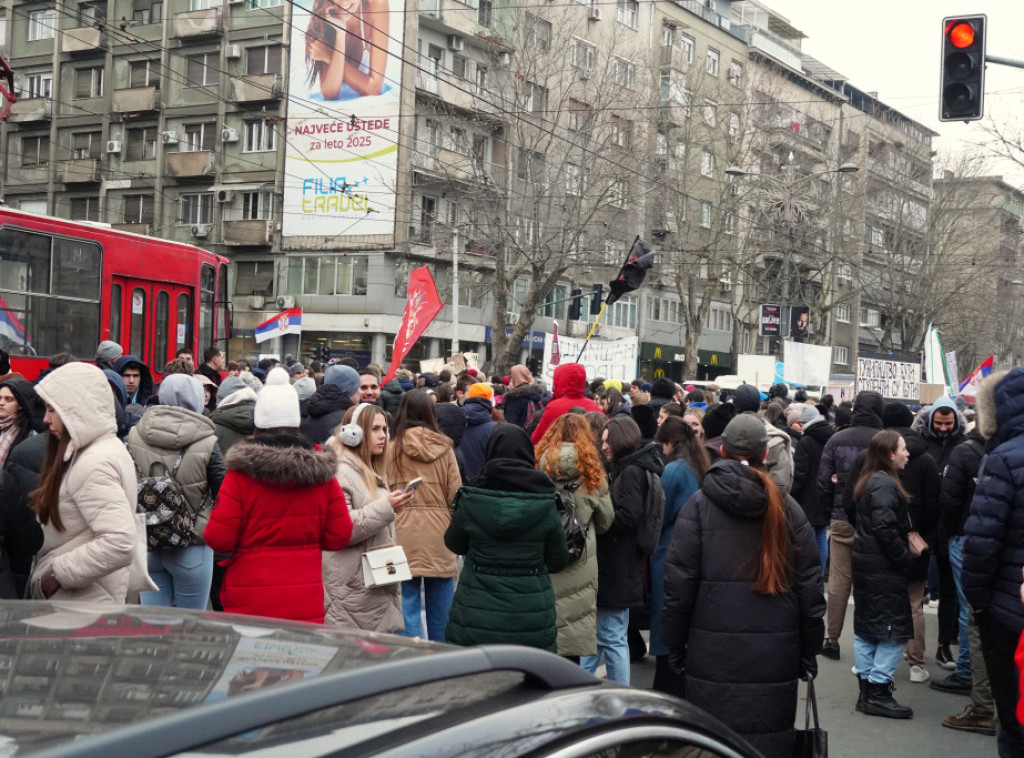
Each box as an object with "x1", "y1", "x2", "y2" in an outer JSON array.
[{"x1": 762, "y1": 0, "x2": 1024, "y2": 181}]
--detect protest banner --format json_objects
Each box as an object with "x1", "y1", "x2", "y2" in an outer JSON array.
[
  {"x1": 856, "y1": 357, "x2": 922, "y2": 399},
  {"x1": 542, "y1": 335, "x2": 638, "y2": 386}
]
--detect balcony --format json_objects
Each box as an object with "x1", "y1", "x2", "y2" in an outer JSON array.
[
  {"x1": 165, "y1": 150, "x2": 215, "y2": 177},
  {"x1": 410, "y1": 142, "x2": 505, "y2": 187},
  {"x1": 57, "y1": 159, "x2": 100, "y2": 184},
  {"x1": 62, "y1": 26, "x2": 105, "y2": 53},
  {"x1": 223, "y1": 219, "x2": 273, "y2": 246},
  {"x1": 113, "y1": 87, "x2": 161, "y2": 114},
  {"x1": 8, "y1": 98, "x2": 52, "y2": 123},
  {"x1": 746, "y1": 29, "x2": 803, "y2": 71},
  {"x1": 173, "y1": 8, "x2": 223, "y2": 39},
  {"x1": 660, "y1": 45, "x2": 690, "y2": 71},
  {"x1": 230, "y1": 74, "x2": 282, "y2": 104}
]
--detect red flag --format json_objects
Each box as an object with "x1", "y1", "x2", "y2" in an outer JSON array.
[
  {"x1": 550, "y1": 320, "x2": 561, "y2": 366},
  {"x1": 382, "y1": 266, "x2": 443, "y2": 385}
]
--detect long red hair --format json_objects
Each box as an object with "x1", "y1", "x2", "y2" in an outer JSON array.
[{"x1": 535, "y1": 414, "x2": 606, "y2": 493}]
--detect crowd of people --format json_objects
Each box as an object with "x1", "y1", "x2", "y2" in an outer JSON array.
[{"x1": 2, "y1": 341, "x2": 1024, "y2": 757}]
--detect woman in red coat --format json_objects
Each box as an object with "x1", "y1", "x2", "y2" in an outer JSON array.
[
  {"x1": 205, "y1": 384, "x2": 352, "y2": 622},
  {"x1": 530, "y1": 363, "x2": 602, "y2": 445}
]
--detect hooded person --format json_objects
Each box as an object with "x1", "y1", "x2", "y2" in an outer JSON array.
[
  {"x1": 647, "y1": 377, "x2": 677, "y2": 410},
  {"x1": 501, "y1": 364, "x2": 546, "y2": 431},
  {"x1": 733, "y1": 383, "x2": 794, "y2": 495},
  {"x1": 630, "y1": 403, "x2": 659, "y2": 443},
  {"x1": 701, "y1": 402, "x2": 736, "y2": 463},
  {"x1": 0, "y1": 378, "x2": 44, "y2": 466},
  {"x1": 530, "y1": 363, "x2": 602, "y2": 444},
  {"x1": 113, "y1": 354, "x2": 155, "y2": 413},
  {"x1": 455, "y1": 382, "x2": 497, "y2": 483},
  {"x1": 790, "y1": 403, "x2": 834, "y2": 574},
  {"x1": 379, "y1": 375, "x2": 406, "y2": 415},
  {"x1": 912, "y1": 395, "x2": 968, "y2": 472},
  {"x1": 300, "y1": 364, "x2": 360, "y2": 445},
  {"x1": 210, "y1": 376, "x2": 257, "y2": 456},
  {"x1": 100, "y1": 370, "x2": 133, "y2": 440},
  {"x1": 445, "y1": 424, "x2": 569, "y2": 650}
]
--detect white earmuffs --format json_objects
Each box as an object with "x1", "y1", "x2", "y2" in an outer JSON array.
[{"x1": 339, "y1": 402, "x2": 372, "y2": 448}]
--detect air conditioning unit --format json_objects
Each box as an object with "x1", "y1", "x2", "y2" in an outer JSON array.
[
  {"x1": 588, "y1": 6, "x2": 602, "y2": 21},
  {"x1": 496, "y1": 51, "x2": 511, "y2": 68},
  {"x1": 225, "y1": 44, "x2": 241, "y2": 59},
  {"x1": 447, "y1": 35, "x2": 464, "y2": 52},
  {"x1": 277, "y1": 294, "x2": 296, "y2": 309},
  {"x1": 578, "y1": 66, "x2": 591, "y2": 80},
  {"x1": 161, "y1": 130, "x2": 179, "y2": 145},
  {"x1": 106, "y1": 140, "x2": 122, "y2": 154},
  {"x1": 216, "y1": 189, "x2": 234, "y2": 203},
  {"x1": 221, "y1": 128, "x2": 239, "y2": 143},
  {"x1": 191, "y1": 223, "x2": 212, "y2": 238},
  {"x1": 248, "y1": 295, "x2": 265, "y2": 309}
]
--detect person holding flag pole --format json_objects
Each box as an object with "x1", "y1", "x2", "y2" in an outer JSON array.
[{"x1": 576, "y1": 237, "x2": 656, "y2": 363}]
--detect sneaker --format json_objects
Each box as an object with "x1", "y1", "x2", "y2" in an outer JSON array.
[
  {"x1": 851, "y1": 665, "x2": 858, "y2": 676},
  {"x1": 942, "y1": 705, "x2": 997, "y2": 736},
  {"x1": 936, "y1": 645, "x2": 956, "y2": 670},
  {"x1": 910, "y1": 665, "x2": 930, "y2": 683},
  {"x1": 821, "y1": 640, "x2": 840, "y2": 660},
  {"x1": 930, "y1": 673, "x2": 972, "y2": 694}
]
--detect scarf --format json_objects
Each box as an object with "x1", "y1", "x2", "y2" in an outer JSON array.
[{"x1": 0, "y1": 412, "x2": 21, "y2": 468}]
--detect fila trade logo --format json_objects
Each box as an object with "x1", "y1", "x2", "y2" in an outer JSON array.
[{"x1": 300, "y1": 177, "x2": 371, "y2": 214}]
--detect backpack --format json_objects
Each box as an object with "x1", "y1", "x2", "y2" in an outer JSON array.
[
  {"x1": 556, "y1": 480, "x2": 588, "y2": 564},
  {"x1": 634, "y1": 470, "x2": 666, "y2": 556},
  {"x1": 134, "y1": 452, "x2": 196, "y2": 551}
]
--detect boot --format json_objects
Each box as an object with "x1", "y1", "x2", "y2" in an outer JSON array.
[
  {"x1": 856, "y1": 676, "x2": 869, "y2": 712},
  {"x1": 862, "y1": 680, "x2": 914, "y2": 719}
]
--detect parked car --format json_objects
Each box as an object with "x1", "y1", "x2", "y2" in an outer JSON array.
[{"x1": 0, "y1": 602, "x2": 760, "y2": 758}]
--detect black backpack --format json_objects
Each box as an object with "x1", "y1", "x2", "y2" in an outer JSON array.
[
  {"x1": 635, "y1": 470, "x2": 666, "y2": 556},
  {"x1": 134, "y1": 452, "x2": 196, "y2": 551},
  {"x1": 556, "y1": 480, "x2": 588, "y2": 563}
]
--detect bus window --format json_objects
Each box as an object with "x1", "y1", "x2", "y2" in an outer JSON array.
[
  {"x1": 130, "y1": 287, "x2": 146, "y2": 358},
  {"x1": 53, "y1": 237, "x2": 101, "y2": 299},
  {"x1": 0, "y1": 228, "x2": 49, "y2": 293},
  {"x1": 177, "y1": 293, "x2": 192, "y2": 352},
  {"x1": 218, "y1": 264, "x2": 231, "y2": 342},
  {"x1": 198, "y1": 264, "x2": 214, "y2": 350},
  {"x1": 110, "y1": 283, "x2": 122, "y2": 343},
  {"x1": 155, "y1": 290, "x2": 170, "y2": 368}
]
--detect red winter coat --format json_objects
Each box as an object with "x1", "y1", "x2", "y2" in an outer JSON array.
[
  {"x1": 530, "y1": 363, "x2": 602, "y2": 444},
  {"x1": 204, "y1": 435, "x2": 352, "y2": 623}
]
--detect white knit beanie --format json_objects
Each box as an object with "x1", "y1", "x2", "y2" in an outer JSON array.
[
  {"x1": 266, "y1": 366, "x2": 290, "y2": 386},
  {"x1": 253, "y1": 384, "x2": 300, "y2": 429}
]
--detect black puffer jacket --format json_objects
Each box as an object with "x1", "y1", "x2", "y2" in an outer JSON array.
[
  {"x1": 852, "y1": 472, "x2": 913, "y2": 641},
  {"x1": 790, "y1": 418, "x2": 833, "y2": 527},
  {"x1": 0, "y1": 467, "x2": 44, "y2": 598},
  {"x1": 435, "y1": 402, "x2": 467, "y2": 446},
  {"x1": 380, "y1": 379, "x2": 404, "y2": 416},
  {"x1": 662, "y1": 458, "x2": 825, "y2": 758},
  {"x1": 816, "y1": 391, "x2": 883, "y2": 522},
  {"x1": 940, "y1": 429, "x2": 985, "y2": 536},
  {"x1": 299, "y1": 385, "x2": 354, "y2": 445},
  {"x1": 596, "y1": 442, "x2": 664, "y2": 609},
  {"x1": 501, "y1": 382, "x2": 544, "y2": 429}
]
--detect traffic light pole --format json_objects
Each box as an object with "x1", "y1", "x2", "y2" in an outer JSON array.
[{"x1": 987, "y1": 54, "x2": 1024, "y2": 70}]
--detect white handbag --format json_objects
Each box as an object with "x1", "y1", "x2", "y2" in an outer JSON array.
[{"x1": 361, "y1": 545, "x2": 411, "y2": 588}]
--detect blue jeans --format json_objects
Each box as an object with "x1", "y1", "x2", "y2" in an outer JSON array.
[
  {"x1": 854, "y1": 634, "x2": 906, "y2": 684},
  {"x1": 814, "y1": 526, "x2": 828, "y2": 576},
  {"x1": 399, "y1": 577, "x2": 454, "y2": 642},
  {"x1": 948, "y1": 535, "x2": 973, "y2": 679},
  {"x1": 580, "y1": 608, "x2": 630, "y2": 685},
  {"x1": 140, "y1": 545, "x2": 213, "y2": 610}
]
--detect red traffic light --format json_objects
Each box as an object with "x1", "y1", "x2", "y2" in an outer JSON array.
[{"x1": 946, "y1": 21, "x2": 976, "y2": 49}]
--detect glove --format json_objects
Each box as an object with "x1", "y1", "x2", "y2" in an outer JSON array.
[
  {"x1": 667, "y1": 648, "x2": 687, "y2": 676},
  {"x1": 800, "y1": 656, "x2": 818, "y2": 681}
]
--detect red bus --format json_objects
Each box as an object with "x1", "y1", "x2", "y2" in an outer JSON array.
[{"x1": 0, "y1": 209, "x2": 231, "y2": 379}]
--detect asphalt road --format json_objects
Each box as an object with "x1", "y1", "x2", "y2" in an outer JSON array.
[{"x1": 628, "y1": 603, "x2": 998, "y2": 757}]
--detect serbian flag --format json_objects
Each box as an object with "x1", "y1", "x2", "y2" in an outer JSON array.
[
  {"x1": 550, "y1": 320, "x2": 561, "y2": 366},
  {"x1": 0, "y1": 295, "x2": 29, "y2": 346},
  {"x1": 958, "y1": 355, "x2": 994, "y2": 402},
  {"x1": 254, "y1": 308, "x2": 302, "y2": 344},
  {"x1": 382, "y1": 267, "x2": 443, "y2": 385}
]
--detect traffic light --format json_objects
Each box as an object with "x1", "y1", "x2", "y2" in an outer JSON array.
[
  {"x1": 940, "y1": 15, "x2": 986, "y2": 122},
  {"x1": 318, "y1": 344, "x2": 330, "y2": 362},
  {"x1": 590, "y1": 284, "x2": 604, "y2": 315},
  {"x1": 568, "y1": 288, "x2": 583, "y2": 321}
]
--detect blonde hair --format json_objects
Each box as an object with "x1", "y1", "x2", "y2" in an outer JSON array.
[{"x1": 330, "y1": 404, "x2": 389, "y2": 494}]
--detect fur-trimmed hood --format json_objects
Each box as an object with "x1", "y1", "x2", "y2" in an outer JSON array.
[
  {"x1": 976, "y1": 368, "x2": 1013, "y2": 442},
  {"x1": 226, "y1": 436, "x2": 338, "y2": 485},
  {"x1": 501, "y1": 382, "x2": 544, "y2": 401}
]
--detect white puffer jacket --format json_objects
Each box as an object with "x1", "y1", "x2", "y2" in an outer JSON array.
[{"x1": 31, "y1": 363, "x2": 137, "y2": 604}]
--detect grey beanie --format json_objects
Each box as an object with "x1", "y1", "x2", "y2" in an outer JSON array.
[
  {"x1": 732, "y1": 383, "x2": 761, "y2": 413},
  {"x1": 293, "y1": 376, "x2": 316, "y2": 401},
  {"x1": 722, "y1": 413, "x2": 769, "y2": 458},
  {"x1": 96, "y1": 340, "x2": 123, "y2": 363},
  {"x1": 238, "y1": 371, "x2": 263, "y2": 394},
  {"x1": 798, "y1": 404, "x2": 821, "y2": 425},
  {"x1": 324, "y1": 364, "x2": 360, "y2": 398},
  {"x1": 216, "y1": 376, "x2": 247, "y2": 406},
  {"x1": 158, "y1": 374, "x2": 205, "y2": 414}
]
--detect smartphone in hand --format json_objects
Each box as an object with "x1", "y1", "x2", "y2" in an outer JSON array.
[{"x1": 403, "y1": 477, "x2": 424, "y2": 493}]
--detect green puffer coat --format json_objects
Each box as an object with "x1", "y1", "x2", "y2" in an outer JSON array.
[
  {"x1": 211, "y1": 398, "x2": 256, "y2": 455},
  {"x1": 444, "y1": 485, "x2": 569, "y2": 651},
  {"x1": 542, "y1": 443, "x2": 615, "y2": 657}
]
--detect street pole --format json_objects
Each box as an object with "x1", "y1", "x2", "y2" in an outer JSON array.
[
  {"x1": 451, "y1": 226, "x2": 460, "y2": 356},
  {"x1": 781, "y1": 219, "x2": 792, "y2": 361}
]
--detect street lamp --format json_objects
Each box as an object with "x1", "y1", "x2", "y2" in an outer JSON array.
[{"x1": 725, "y1": 160, "x2": 859, "y2": 353}]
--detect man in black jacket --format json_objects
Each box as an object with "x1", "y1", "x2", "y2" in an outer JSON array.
[
  {"x1": 791, "y1": 404, "x2": 833, "y2": 574},
  {"x1": 299, "y1": 364, "x2": 360, "y2": 445}
]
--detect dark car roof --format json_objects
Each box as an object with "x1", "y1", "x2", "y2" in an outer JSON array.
[{"x1": 0, "y1": 602, "x2": 757, "y2": 758}]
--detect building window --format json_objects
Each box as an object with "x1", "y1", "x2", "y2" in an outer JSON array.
[
  {"x1": 183, "y1": 122, "x2": 216, "y2": 152},
  {"x1": 186, "y1": 54, "x2": 219, "y2": 87},
  {"x1": 24, "y1": 72, "x2": 52, "y2": 99},
  {"x1": 678, "y1": 34, "x2": 694, "y2": 64},
  {"x1": 70, "y1": 197, "x2": 100, "y2": 221},
  {"x1": 516, "y1": 148, "x2": 546, "y2": 187},
  {"x1": 132, "y1": 0, "x2": 163, "y2": 24},
  {"x1": 21, "y1": 136, "x2": 48, "y2": 167},
  {"x1": 474, "y1": 65, "x2": 487, "y2": 96},
  {"x1": 833, "y1": 346, "x2": 849, "y2": 365},
  {"x1": 478, "y1": 0, "x2": 492, "y2": 27},
  {"x1": 524, "y1": 81, "x2": 547, "y2": 115},
  {"x1": 123, "y1": 194, "x2": 155, "y2": 225},
  {"x1": 837, "y1": 263, "x2": 852, "y2": 284},
  {"x1": 659, "y1": 69, "x2": 687, "y2": 107},
  {"x1": 613, "y1": 57, "x2": 636, "y2": 89},
  {"x1": 246, "y1": 46, "x2": 282, "y2": 76},
  {"x1": 570, "y1": 37, "x2": 596, "y2": 73},
  {"x1": 647, "y1": 296, "x2": 680, "y2": 324},
  {"x1": 180, "y1": 193, "x2": 214, "y2": 225},
  {"x1": 616, "y1": 0, "x2": 638, "y2": 29},
  {"x1": 524, "y1": 14, "x2": 551, "y2": 51},
  {"x1": 451, "y1": 55, "x2": 466, "y2": 79},
  {"x1": 835, "y1": 303, "x2": 851, "y2": 323},
  {"x1": 709, "y1": 304, "x2": 731, "y2": 332},
  {"x1": 565, "y1": 163, "x2": 582, "y2": 196},
  {"x1": 706, "y1": 47, "x2": 720, "y2": 76},
  {"x1": 75, "y1": 67, "x2": 104, "y2": 99},
  {"x1": 243, "y1": 121, "x2": 276, "y2": 152},
  {"x1": 700, "y1": 150, "x2": 714, "y2": 177},
  {"x1": 567, "y1": 99, "x2": 589, "y2": 132},
  {"x1": 130, "y1": 60, "x2": 160, "y2": 89},
  {"x1": 725, "y1": 212, "x2": 736, "y2": 234},
  {"x1": 542, "y1": 283, "x2": 569, "y2": 321},
  {"x1": 126, "y1": 127, "x2": 157, "y2": 161},
  {"x1": 72, "y1": 132, "x2": 102, "y2": 160},
  {"x1": 189, "y1": 0, "x2": 214, "y2": 9},
  {"x1": 286, "y1": 256, "x2": 369, "y2": 296},
  {"x1": 248, "y1": 0, "x2": 283, "y2": 8},
  {"x1": 610, "y1": 180, "x2": 627, "y2": 208},
  {"x1": 860, "y1": 307, "x2": 880, "y2": 327},
  {"x1": 728, "y1": 60, "x2": 743, "y2": 87},
  {"x1": 607, "y1": 294, "x2": 637, "y2": 328},
  {"x1": 700, "y1": 201, "x2": 712, "y2": 228},
  {"x1": 79, "y1": 1, "x2": 106, "y2": 27},
  {"x1": 27, "y1": 9, "x2": 56, "y2": 41},
  {"x1": 611, "y1": 116, "x2": 632, "y2": 149},
  {"x1": 241, "y1": 191, "x2": 272, "y2": 220},
  {"x1": 869, "y1": 225, "x2": 884, "y2": 247},
  {"x1": 703, "y1": 99, "x2": 717, "y2": 127},
  {"x1": 729, "y1": 112, "x2": 740, "y2": 140}
]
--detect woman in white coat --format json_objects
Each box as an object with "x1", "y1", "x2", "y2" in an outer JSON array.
[{"x1": 30, "y1": 362, "x2": 137, "y2": 604}]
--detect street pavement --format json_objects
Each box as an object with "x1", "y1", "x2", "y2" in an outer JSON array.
[{"x1": 629, "y1": 602, "x2": 998, "y2": 757}]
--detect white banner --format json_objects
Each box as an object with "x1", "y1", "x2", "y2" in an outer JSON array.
[
  {"x1": 945, "y1": 351, "x2": 960, "y2": 394},
  {"x1": 783, "y1": 341, "x2": 832, "y2": 386},
  {"x1": 856, "y1": 357, "x2": 922, "y2": 399},
  {"x1": 282, "y1": 0, "x2": 405, "y2": 237},
  {"x1": 541, "y1": 335, "x2": 638, "y2": 386}
]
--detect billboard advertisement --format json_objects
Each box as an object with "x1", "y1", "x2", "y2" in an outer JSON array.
[{"x1": 283, "y1": 0, "x2": 405, "y2": 237}]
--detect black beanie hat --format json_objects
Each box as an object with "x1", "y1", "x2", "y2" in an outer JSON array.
[
  {"x1": 882, "y1": 402, "x2": 914, "y2": 429},
  {"x1": 702, "y1": 402, "x2": 737, "y2": 439},
  {"x1": 651, "y1": 377, "x2": 677, "y2": 400},
  {"x1": 630, "y1": 403, "x2": 659, "y2": 439}
]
